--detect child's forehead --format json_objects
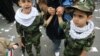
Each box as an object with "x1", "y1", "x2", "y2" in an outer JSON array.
[{"x1": 74, "y1": 9, "x2": 86, "y2": 15}]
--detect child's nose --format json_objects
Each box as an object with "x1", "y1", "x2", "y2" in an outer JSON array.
[{"x1": 73, "y1": 17, "x2": 79, "y2": 22}]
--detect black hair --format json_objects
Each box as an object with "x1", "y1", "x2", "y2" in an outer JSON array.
[
  {"x1": 74, "y1": 8, "x2": 93, "y2": 17},
  {"x1": 84, "y1": 11, "x2": 93, "y2": 16}
]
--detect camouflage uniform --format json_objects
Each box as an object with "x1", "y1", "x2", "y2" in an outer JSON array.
[
  {"x1": 60, "y1": 19, "x2": 95, "y2": 56},
  {"x1": 64, "y1": 32, "x2": 95, "y2": 56},
  {"x1": 0, "y1": 37, "x2": 15, "y2": 56},
  {"x1": 59, "y1": 0, "x2": 95, "y2": 56},
  {"x1": 16, "y1": 15, "x2": 43, "y2": 56}
]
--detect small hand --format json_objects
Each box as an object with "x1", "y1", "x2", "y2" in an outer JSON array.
[
  {"x1": 12, "y1": 45, "x2": 18, "y2": 49},
  {"x1": 56, "y1": 6, "x2": 64, "y2": 17}
]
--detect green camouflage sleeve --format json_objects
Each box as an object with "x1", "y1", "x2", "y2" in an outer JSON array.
[
  {"x1": 16, "y1": 22, "x2": 23, "y2": 37},
  {"x1": 59, "y1": 21, "x2": 70, "y2": 32},
  {"x1": 83, "y1": 32, "x2": 95, "y2": 51},
  {"x1": 39, "y1": 14, "x2": 44, "y2": 25}
]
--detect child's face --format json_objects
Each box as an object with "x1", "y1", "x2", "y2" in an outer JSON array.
[
  {"x1": 19, "y1": 0, "x2": 32, "y2": 10},
  {"x1": 73, "y1": 10, "x2": 92, "y2": 27}
]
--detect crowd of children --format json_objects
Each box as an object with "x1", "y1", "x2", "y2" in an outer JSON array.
[{"x1": 0, "y1": 0, "x2": 95, "y2": 56}]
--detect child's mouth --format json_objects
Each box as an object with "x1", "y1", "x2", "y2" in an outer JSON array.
[{"x1": 25, "y1": 7, "x2": 30, "y2": 9}]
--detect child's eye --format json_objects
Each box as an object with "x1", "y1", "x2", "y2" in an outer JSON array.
[
  {"x1": 27, "y1": 0, "x2": 31, "y2": 2},
  {"x1": 73, "y1": 14, "x2": 84, "y2": 19},
  {"x1": 78, "y1": 15, "x2": 83, "y2": 18}
]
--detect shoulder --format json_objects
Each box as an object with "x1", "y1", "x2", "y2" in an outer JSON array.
[
  {"x1": 36, "y1": 13, "x2": 43, "y2": 19},
  {"x1": 16, "y1": 21, "x2": 21, "y2": 26}
]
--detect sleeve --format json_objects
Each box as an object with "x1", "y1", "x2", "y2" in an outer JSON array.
[
  {"x1": 83, "y1": 32, "x2": 95, "y2": 51},
  {"x1": 59, "y1": 21, "x2": 70, "y2": 32},
  {"x1": 16, "y1": 22, "x2": 23, "y2": 37},
  {"x1": 37, "y1": 14, "x2": 44, "y2": 25}
]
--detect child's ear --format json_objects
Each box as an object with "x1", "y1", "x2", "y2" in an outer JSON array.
[{"x1": 87, "y1": 15, "x2": 92, "y2": 20}]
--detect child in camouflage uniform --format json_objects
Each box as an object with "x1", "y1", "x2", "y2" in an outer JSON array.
[
  {"x1": 0, "y1": 37, "x2": 18, "y2": 56},
  {"x1": 15, "y1": 0, "x2": 43, "y2": 56},
  {"x1": 58, "y1": 0, "x2": 95, "y2": 56}
]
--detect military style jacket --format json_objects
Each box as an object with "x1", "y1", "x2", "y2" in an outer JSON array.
[
  {"x1": 59, "y1": 21, "x2": 95, "y2": 52},
  {"x1": 16, "y1": 15, "x2": 43, "y2": 44}
]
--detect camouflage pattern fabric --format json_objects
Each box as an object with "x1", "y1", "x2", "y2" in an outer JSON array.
[
  {"x1": 58, "y1": 20, "x2": 95, "y2": 56},
  {"x1": 64, "y1": 31, "x2": 95, "y2": 56},
  {"x1": 16, "y1": 15, "x2": 43, "y2": 56},
  {"x1": 73, "y1": 0, "x2": 95, "y2": 12}
]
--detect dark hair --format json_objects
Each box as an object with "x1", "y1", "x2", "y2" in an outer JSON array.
[
  {"x1": 74, "y1": 8, "x2": 93, "y2": 17},
  {"x1": 85, "y1": 11, "x2": 93, "y2": 16}
]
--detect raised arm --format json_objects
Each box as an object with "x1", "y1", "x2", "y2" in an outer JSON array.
[
  {"x1": 56, "y1": 6, "x2": 65, "y2": 29},
  {"x1": 44, "y1": 7, "x2": 55, "y2": 27}
]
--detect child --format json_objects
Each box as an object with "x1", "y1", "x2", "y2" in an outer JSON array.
[
  {"x1": 15, "y1": 0, "x2": 43, "y2": 56},
  {"x1": 58, "y1": 0, "x2": 95, "y2": 56},
  {"x1": 0, "y1": 37, "x2": 18, "y2": 56},
  {"x1": 38, "y1": 0, "x2": 66, "y2": 56}
]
